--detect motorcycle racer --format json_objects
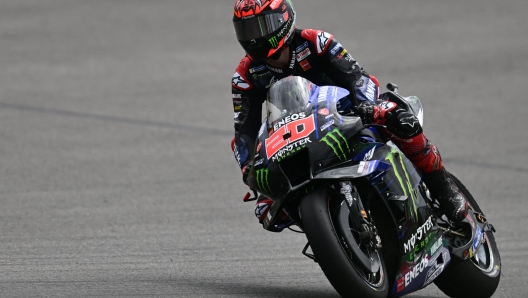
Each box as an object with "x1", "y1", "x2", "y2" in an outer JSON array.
[{"x1": 230, "y1": 0, "x2": 467, "y2": 230}]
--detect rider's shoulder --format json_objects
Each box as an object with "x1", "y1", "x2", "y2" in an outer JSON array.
[
  {"x1": 232, "y1": 56, "x2": 253, "y2": 91},
  {"x1": 300, "y1": 29, "x2": 334, "y2": 55}
]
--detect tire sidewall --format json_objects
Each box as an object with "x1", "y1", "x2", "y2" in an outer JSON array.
[{"x1": 300, "y1": 187, "x2": 389, "y2": 298}]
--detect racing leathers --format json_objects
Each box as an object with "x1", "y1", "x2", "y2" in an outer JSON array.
[
  {"x1": 232, "y1": 29, "x2": 376, "y2": 170},
  {"x1": 231, "y1": 29, "x2": 467, "y2": 229}
]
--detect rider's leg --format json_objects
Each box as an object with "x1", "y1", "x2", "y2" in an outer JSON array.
[{"x1": 388, "y1": 108, "x2": 468, "y2": 222}]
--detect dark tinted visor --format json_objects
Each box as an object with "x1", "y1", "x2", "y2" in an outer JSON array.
[{"x1": 234, "y1": 13, "x2": 287, "y2": 41}]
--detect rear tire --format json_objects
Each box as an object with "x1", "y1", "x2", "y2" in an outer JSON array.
[
  {"x1": 300, "y1": 187, "x2": 388, "y2": 298},
  {"x1": 433, "y1": 173, "x2": 501, "y2": 298}
]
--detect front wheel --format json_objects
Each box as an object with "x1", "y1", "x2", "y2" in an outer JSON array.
[
  {"x1": 434, "y1": 173, "x2": 501, "y2": 298},
  {"x1": 299, "y1": 187, "x2": 388, "y2": 298}
]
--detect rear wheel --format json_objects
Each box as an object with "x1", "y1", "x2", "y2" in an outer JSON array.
[
  {"x1": 433, "y1": 173, "x2": 501, "y2": 298},
  {"x1": 300, "y1": 187, "x2": 388, "y2": 298}
]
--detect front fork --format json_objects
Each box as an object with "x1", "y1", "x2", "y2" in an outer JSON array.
[{"x1": 338, "y1": 181, "x2": 381, "y2": 249}]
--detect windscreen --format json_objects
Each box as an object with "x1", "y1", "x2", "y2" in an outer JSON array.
[{"x1": 265, "y1": 76, "x2": 314, "y2": 129}]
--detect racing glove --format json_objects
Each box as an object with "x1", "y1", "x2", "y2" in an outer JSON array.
[
  {"x1": 356, "y1": 101, "x2": 423, "y2": 139},
  {"x1": 355, "y1": 101, "x2": 397, "y2": 125}
]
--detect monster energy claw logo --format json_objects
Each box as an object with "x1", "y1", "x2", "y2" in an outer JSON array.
[
  {"x1": 385, "y1": 148, "x2": 419, "y2": 220},
  {"x1": 256, "y1": 168, "x2": 272, "y2": 194},
  {"x1": 269, "y1": 36, "x2": 278, "y2": 48},
  {"x1": 320, "y1": 128, "x2": 350, "y2": 161}
]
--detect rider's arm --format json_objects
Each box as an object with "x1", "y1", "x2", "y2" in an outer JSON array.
[
  {"x1": 301, "y1": 30, "x2": 379, "y2": 108},
  {"x1": 231, "y1": 58, "x2": 266, "y2": 170}
]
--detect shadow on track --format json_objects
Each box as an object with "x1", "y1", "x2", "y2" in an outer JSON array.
[{"x1": 165, "y1": 277, "x2": 340, "y2": 298}]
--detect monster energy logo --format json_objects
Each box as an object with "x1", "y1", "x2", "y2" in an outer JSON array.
[
  {"x1": 256, "y1": 168, "x2": 272, "y2": 194},
  {"x1": 320, "y1": 128, "x2": 350, "y2": 161},
  {"x1": 269, "y1": 36, "x2": 278, "y2": 48},
  {"x1": 385, "y1": 148, "x2": 418, "y2": 220}
]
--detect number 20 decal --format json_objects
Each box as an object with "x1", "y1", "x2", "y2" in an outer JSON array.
[{"x1": 265, "y1": 114, "x2": 315, "y2": 159}]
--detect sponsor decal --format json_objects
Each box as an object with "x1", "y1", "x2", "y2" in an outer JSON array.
[
  {"x1": 249, "y1": 65, "x2": 266, "y2": 73},
  {"x1": 255, "y1": 168, "x2": 272, "y2": 193},
  {"x1": 317, "y1": 108, "x2": 329, "y2": 116},
  {"x1": 289, "y1": 49, "x2": 296, "y2": 69},
  {"x1": 320, "y1": 128, "x2": 350, "y2": 161},
  {"x1": 404, "y1": 216, "x2": 434, "y2": 253},
  {"x1": 380, "y1": 101, "x2": 396, "y2": 111},
  {"x1": 254, "y1": 158, "x2": 264, "y2": 167},
  {"x1": 269, "y1": 18, "x2": 294, "y2": 49},
  {"x1": 258, "y1": 122, "x2": 266, "y2": 137},
  {"x1": 337, "y1": 49, "x2": 348, "y2": 59},
  {"x1": 344, "y1": 53, "x2": 354, "y2": 62},
  {"x1": 265, "y1": 76, "x2": 278, "y2": 89},
  {"x1": 234, "y1": 112, "x2": 241, "y2": 119},
  {"x1": 256, "y1": 142, "x2": 262, "y2": 153},
  {"x1": 270, "y1": 0, "x2": 283, "y2": 10},
  {"x1": 300, "y1": 59, "x2": 311, "y2": 71},
  {"x1": 269, "y1": 36, "x2": 279, "y2": 48},
  {"x1": 232, "y1": 93, "x2": 242, "y2": 98},
  {"x1": 296, "y1": 48, "x2": 311, "y2": 61},
  {"x1": 271, "y1": 137, "x2": 312, "y2": 162},
  {"x1": 397, "y1": 276, "x2": 405, "y2": 292},
  {"x1": 340, "y1": 183, "x2": 356, "y2": 207},
  {"x1": 266, "y1": 114, "x2": 316, "y2": 160},
  {"x1": 266, "y1": 65, "x2": 283, "y2": 73},
  {"x1": 469, "y1": 226, "x2": 483, "y2": 258},
  {"x1": 357, "y1": 161, "x2": 377, "y2": 175},
  {"x1": 233, "y1": 99, "x2": 242, "y2": 112},
  {"x1": 404, "y1": 256, "x2": 429, "y2": 287},
  {"x1": 320, "y1": 119, "x2": 334, "y2": 131},
  {"x1": 430, "y1": 237, "x2": 443, "y2": 257},
  {"x1": 405, "y1": 233, "x2": 436, "y2": 263},
  {"x1": 273, "y1": 112, "x2": 306, "y2": 131},
  {"x1": 363, "y1": 147, "x2": 376, "y2": 161},
  {"x1": 385, "y1": 148, "x2": 419, "y2": 220},
  {"x1": 296, "y1": 41, "x2": 309, "y2": 52},
  {"x1": 316, "y1": 31, "x2": 331, "y2": 54},
  {"x1": 232, "y1": 72, "x2": 249, "y2": 89},
  {"x1": 254, "y1": 201, "x2": 269, "y2": 218},
  {"x1": 423, "y1": 251, "x2": 448, "y2": 287},
  {"x1": 317, "y1": 86, "x2": 329, "y2": 102},
  {"x1": 234, "y1": 145, "x2": 242, "y2": 165},
  {"x1": 330, "y1": 42, "x2": 342, "y2": 55},
  {"x1": 365, "y1": 79, "x2": 377, "y2": 102},
  {"x1": 253, "y1": 71, "x2": 272, "y2": 79}
]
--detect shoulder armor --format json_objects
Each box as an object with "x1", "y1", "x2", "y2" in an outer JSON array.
[
  {"x1": 301, "y1": 29, "x2": 334, "y2": 56},
  {"x1": 232, "y1": 56, "x2": 252, "y2": 90}
]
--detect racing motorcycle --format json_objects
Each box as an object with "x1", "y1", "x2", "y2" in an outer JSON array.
[{"x1": 244, "y1": 76, "x2": 501, "y2": 297}]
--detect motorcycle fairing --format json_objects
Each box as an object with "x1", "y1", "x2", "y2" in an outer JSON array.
[
  {"x1": 357, "y1": 145, "x2": 453, "y2": 297},
  {"x1": 392, "y1": 241, "x2": 451, "y2": 296}
]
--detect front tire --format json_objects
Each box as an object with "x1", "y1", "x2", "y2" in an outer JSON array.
[
  {"x1": 300, "y1": 187, "x2": 388, "y2": 298},
  {"x1": 434, "y1": 174, "x2": 501, "y2": 298}
]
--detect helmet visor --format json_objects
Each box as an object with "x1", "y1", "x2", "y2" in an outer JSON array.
[{"x1": 234, "y1": 12, "x2": 288, "y2": 42}]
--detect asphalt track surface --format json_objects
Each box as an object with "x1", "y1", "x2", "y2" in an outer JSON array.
[{"x1": 1, "y1": 0, "x2": 527, "y2": 297}]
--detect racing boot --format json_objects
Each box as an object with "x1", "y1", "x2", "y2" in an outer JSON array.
[
  {"x1": 392, "y1": 132, "x2": 468, "y2": 222},
  {"x1": 254, "y1": 195, "x2": 294, "y2": 232},
  {"x1": 421, "y1": 168, "x2": 468, "y2": 222}
]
